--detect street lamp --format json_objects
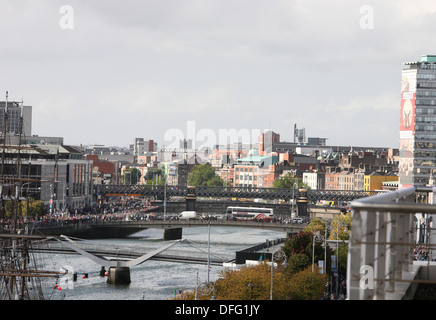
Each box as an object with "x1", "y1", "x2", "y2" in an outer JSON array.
[
  {"x1": 270, "y1": 248, "x2": 287, "y2": 300},
  {"x1": 332, "y1": 220, "x2": 347, "y2": 298},
  {"x1": 291, "y1": 182, "x2": 298, "y2": 218}
]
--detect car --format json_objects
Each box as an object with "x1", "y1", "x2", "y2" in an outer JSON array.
[{"x1": 291, "y1": 218, "x2": 304, "y2": 224}]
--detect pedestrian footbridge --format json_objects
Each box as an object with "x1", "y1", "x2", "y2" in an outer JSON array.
[{"x1": 31, "y1": 235, "x2": 235, "y2": 285}]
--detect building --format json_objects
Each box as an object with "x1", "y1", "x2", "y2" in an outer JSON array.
[
  {"x1": 1, "y1": 144, "x2": 93, "y2": 211},
  {"x1": 133, "y1": 138, "x2": 157, "y2": 157},
  {"x1": 259, "y1": 130, "x2": 280, "y2": 156},
  {"x1": 364, "y1": 172, "x2": 398, "y2": 191},
  {"x1": 325, "y1": 168, "x2": 339, "y2": 190},
  {"x1": 86, "y1": 154, "x2": 117, "y2": 185},
  {"x1": 399, "y1": 54, "x2": 436, "y2": 188},
  {"x1": 233, "y1": 150, "x2": 279, "y2": 187},
  {"x1": 303, "y1": 171, "x2": 325, "y2": 190},
  {"x1": 0, "y1": 100, "x2": 32, "y2": 137}
]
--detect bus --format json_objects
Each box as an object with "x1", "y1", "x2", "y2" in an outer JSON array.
[{"x1": 226, "y1": 206, "x2": 274, "y2": 222}]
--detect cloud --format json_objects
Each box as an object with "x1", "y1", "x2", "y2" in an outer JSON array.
[{"x1": 1, "y1": 0, "x2": 435, "y2": 148}]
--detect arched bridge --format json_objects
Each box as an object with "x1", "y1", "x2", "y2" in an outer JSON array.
[{"x1": 93, "y1": 184, "x2": 379, "y2": 202}]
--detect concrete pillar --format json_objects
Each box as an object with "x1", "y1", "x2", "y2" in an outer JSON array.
[
  {"x1": 163, "y1": 228, "x2": 182, "y2": 240},
  {"x1": 186, "y1": 186, "x2": 196, "y2": 211},
  {"x1": 107, "y1": 267, "x2": 131, "y2": 285},
  {"x1": 296, "y1": 189, "x2": 309, "y2": 217}
]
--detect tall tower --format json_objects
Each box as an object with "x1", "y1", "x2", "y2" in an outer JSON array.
[{"x1": 399, "y1": 55, "x2": 436, "y2": 188}]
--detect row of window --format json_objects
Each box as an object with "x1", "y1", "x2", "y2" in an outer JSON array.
[
  {"x1": 415, "y1": 133, "x2": 436, "y2": 140},
  {"x1": 416, "y1": 142, "x2": 436, "y2": 149},
  {"x1": 415, "y1": 125, "x2": 436, "y2": 131},
  {"x1": 416, "y1": 107, "x2": 436, "y2": 115},
  {"x1": 417, "y1": 73, "x2": 436, "y2": 80},
  {"x1": 417, "y1": 82, "x2": 436, "y2": 89},
  {"x1": 414, "y1": 151, "x2": 436, "y2": 158},
  {"x1": 236, "y1": 174, "x2": 257, "y2": 181},
  {"x1": 235, "y1": 167, "x2": 257, "y2": 172},
  {"x1": 416, "y1": 98, "x2": 436, "y2": 105},
  {"x1": 419, "y1": 64, "x2": 436, "y2": 70},
  {"x1": 416, "y1": 90, "x2": 436, "y2": 97},
  {"x1": 415, "y1": 167, "x2": 436, "y2": 175},
  {"x1": 414, "y1": 159, "x2": 436, "y2": 167},
  {"x1": 416, "y1": 116, "x2": 436, "y2": 122}
]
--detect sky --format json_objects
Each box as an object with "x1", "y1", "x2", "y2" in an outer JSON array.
[{"x1": 1, "y1": 0, "x2": 436, "y2": 149}]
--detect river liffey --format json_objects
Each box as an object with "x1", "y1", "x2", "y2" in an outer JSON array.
[{"x1": 41, "y1": 225, "x2": 287, "y2": 300}]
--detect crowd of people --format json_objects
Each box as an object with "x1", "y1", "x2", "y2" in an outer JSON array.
[
  {"x1": 0, "y1": 202, "x2": 160, "y2": 232},
  {"x1": 414, "y1": 245, "x2": 430, "y2": 261}
]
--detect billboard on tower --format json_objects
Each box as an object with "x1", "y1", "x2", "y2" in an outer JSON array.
[{"x1": 399, "y1": 70, "x2": 417, "y2": 188}]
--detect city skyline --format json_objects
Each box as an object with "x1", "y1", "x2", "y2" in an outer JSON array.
[{"x1": 1, "y1": 1, "x2": 436, "y2": 148}]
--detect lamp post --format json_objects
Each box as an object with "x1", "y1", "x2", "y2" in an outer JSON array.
[
  {"x1": 163, "y1": 180, "x2": 167, "y2": 221},
  {"x1": 270, "y1": 248, "x2": 287, "y2": 300},
  {"x1": 291, "y1": 182, "x2": 298, "y2": 218},
  {"x1": 331, "y1": 219, "x2": 347, "y2": 298}
]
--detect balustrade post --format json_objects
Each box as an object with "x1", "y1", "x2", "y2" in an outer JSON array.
[
  {"x1": 374, "y1": 211, "x2": 386, "y2": 300},
  {"x1": 385, "y1": 212, "x2": 395, "y2": 292},
  {"x1": 399, "y1": 213, "x2": 410, "y2": 273},
  {"x1": 362, "y1": 210, "x2": 375, "y2": 300},
  {"x1": 347, "y1": 209, "x2": 362, "y2": 300}
]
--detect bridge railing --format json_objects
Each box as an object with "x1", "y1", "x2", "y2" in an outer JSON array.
[{"x1": 347, "y1": 186, "x2": 436, "y2": 300}]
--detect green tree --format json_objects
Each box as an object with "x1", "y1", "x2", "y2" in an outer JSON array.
[
  {"x1": 121, "y1": 168, "x2": 142, "y2": 184},
  {"x1": 283, "y1": 231, "x2": 333, "y2": 276},
  {"x1": 4, "y1": 199, "x2": 44, "y2": 218},
  {"x1": 145, "y1": 168, "x2": 165, "y2": 181},
  {"x1": 188, "y1": 164, "x2": 224, "y2": 187},
  {"x1": 287, "y1": 253, "x2": 311, "y2": 274},
  {"x1": 329, "y1": 212, "x2": 351, "y2": 241},
  {"x1": 272, "y1": 173, "x2": 309, "y2": 189},
  {"x1": 283, "y1": 266, "x2": 328, "y2": 300},
  {"x1": 214, "y1": 263, "x2": 272, "y2": 300},
  {"x1": 304, "y1": 218, "x2": 326, "y2": 235}
]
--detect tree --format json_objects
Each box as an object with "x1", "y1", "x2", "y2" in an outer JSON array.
[
  {"x1": 283, "y1": 266, "x2": 328, "y2": 300},
  {"x1": 173, "y1": 256, "x2": 328, "y2": 300},
  {"x1": 287, "y1": 253, "x2": 311, "y2": 274},
  {"x1": 329, "y1": 212, "x2": 351, "y2": 241},
  {"x1": 272, "y1": 173, "x2": 309, "y2": 189},
  {"x1": 3, "y1": 199, "x2": 44, "y2": 218},
  {"x1": 20, "y1": 199, "x2": 45, "y2": 217},
  {"x1": 304, "y1": 218, "x2": 326, "y2": 235},
  {"x1": 187, "y1": 164, "x2": 224, "y2": 187},
  {"x1": 328, "y1": 212, "x2": 351, "y2": 276},
  {"x1": 121, "y1": 168, "x2": 141, "y2": 184},
  {"x1": 283, "y1": 231, "x2": 333, "y2": 276},
  {"x1": 214, "y1": 263, "x2": 272, "y2": 300},
  {"x1": 145, "y1": 168, "x2": 163, "y2": 181}
]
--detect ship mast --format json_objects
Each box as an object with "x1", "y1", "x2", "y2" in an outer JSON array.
[
  {"x1": 1, "y1": 91, "x2": 8, "y2": 178},
  {"x1": 0, "y1": 92, "x2": 65, "y2": 300}
]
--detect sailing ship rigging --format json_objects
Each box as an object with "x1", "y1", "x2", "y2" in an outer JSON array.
[{"x1": 0, "y1": 91, "x2": 66, "y2": 300}]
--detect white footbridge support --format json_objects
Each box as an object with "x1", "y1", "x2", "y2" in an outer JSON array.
[{"x1": 59, "y1": 235, "x2": 183, "y2": 284}]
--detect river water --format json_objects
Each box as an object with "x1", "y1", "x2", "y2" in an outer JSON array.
[{"x1": 40, "y1": 225, "x2": 286, "y2": 300}]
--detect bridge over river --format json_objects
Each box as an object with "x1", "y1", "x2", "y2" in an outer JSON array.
[
  {"x1": 34, "y1": 219, "x2": 305, "y2": 240},
  {"x1": 94, "y1": 184, "x2": 379, "y2": 202}
]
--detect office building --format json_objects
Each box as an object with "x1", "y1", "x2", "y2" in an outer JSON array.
[
  {"x1": 399, "y1": 54, "x2": 436, "y2": 188},
  {"x1": 0, "y1": 100, "x2": 32, "y2": 136}
]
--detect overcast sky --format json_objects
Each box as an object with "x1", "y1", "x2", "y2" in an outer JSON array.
[{"x1": 1, "y1": 0, "x2": 436, "y2": 149}]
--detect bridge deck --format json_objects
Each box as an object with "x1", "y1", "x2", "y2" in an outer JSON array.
[
  {"x1": 34, "y1": 219, "x2": 306, "y2": 235},
  {"x1": 31, "y1": 239, "x2": 234, "y2": 266}
]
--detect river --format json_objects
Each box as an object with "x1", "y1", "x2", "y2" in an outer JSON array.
[{"x1": 39, "y1": 225, "x2": 287, "y2": 300}]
